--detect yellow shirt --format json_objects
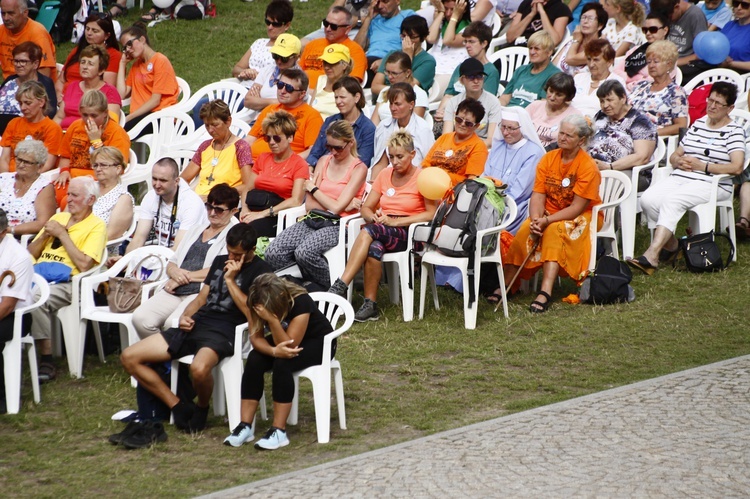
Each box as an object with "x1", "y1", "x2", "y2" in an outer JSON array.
[{"x1": 33, "y1": 212, "x2": 107, "y2": 276}]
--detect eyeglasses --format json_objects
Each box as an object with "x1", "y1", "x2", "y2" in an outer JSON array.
[
  {"x1": 454, "y1": 116, "x2": 477, "y2": 128},
  {"x1": 385, "y1": 69, "x2": 405, "y2": 79},
  {"x1": 12, "y1": 59, "x2": 31, "y2": 65},
  {"x1": 642, "y1": 26, "x2": 664, "y2": 34},
  {"x1": 276, "y1": 81, "x2": 302, "y2": 93},
  {"x1": 400, "y1": 33, "x2": 421, "y2": 40},
  {"x1": 706, "y1": 98, "x2": 729, "y2": 108},
  {"x1": 272, "y1": 53, "x2": 293, "y2": 64},
  {"x1": 263, "y1": 134, "x2": 284, "y2": 143},
  {"x1": 326, "y1": 142, "x2": 349, "y2": 152},
  {"x1": 579, "y1": 15, "x2": 598, "y2": 22},
  {"x1": 15, "y1": 158, "x2": 37, "y2": 166},
  {"x1": 501, "y1": 124, "x2": 521, "y2": 132},
  {"x1": 204, "y1": 203, "x2": 230, "y2": 214},
  {"x1": 734, "y1": 0, "x2": 750, "y2": 8},
  {"x1": 462, "y1": 74, "x2": 485, "y2": 81},
  {"x1": 265, "y1": 18, "x2": 285, "y2": 27},
  {"x1": 92, "y1": 163, "x2": 119, "y2": 170},
  {"x1": 122, "y1": 39, "x2": 136, "y2": 51},
  {"x1": 322, "y1": 19, "x2": 350, "y2": 30},
  {"x1": 93, "y1": 11, "x2": 111, "y2": 20}
]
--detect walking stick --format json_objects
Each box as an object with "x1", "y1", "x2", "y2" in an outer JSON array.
[{"x1": 494, "y1": 238, "x2": 539, "y2": 313}]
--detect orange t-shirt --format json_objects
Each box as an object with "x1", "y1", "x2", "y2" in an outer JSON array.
[
  {"x1": 300, "y1": 37, "x2": 367, "y2": 88},
  {"x1": 0, "y1": 20, "x2": 56, "y2": 80},
  {"x1": 422, "y1": 133, "x2": 488, "y2": 186},
  {"x1": 1, "y1": 117, "x2": 62, "y2": 172},
  {"x1": 59, "y1": 118, "x2": 131, "y2": 174},
  {"x1": 249, "y1": 103, "x2": 323, "y2": 161},
  {"x1": 533, "y1": 148, "x2": 602, "y2": 215},
  {"x1": 125, "y1": 53, "x2": 179, "y2": 113},
  {"x1": 62, "y1": 46, "x2": 122, "y2": 93},
  {"x1": 371, "y1": 167, "x2": 426, "y2": 216}
]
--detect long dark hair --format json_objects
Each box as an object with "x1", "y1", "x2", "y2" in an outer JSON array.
[{"x1": 63, "y1": 13, "x2": 120, "y2": 79}]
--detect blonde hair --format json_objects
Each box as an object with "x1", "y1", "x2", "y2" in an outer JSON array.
[
  {"x1": 246, "y1": 274, "x2": 307, "y2": 336},
  {"x1": 527, "y1": 31, "x2": 555, "y2": 53},
  {"x1": 386, "y1": 129, "x2": 415, "y2": 152},
  {"x1": 646, "y1": 40, "x2": 679, "y2": 68},
  {"x1": 608, "y1": 0, "x2": 645, "y2": 26},
  {"x1": 326, "y1": 119, "x2": 358, "y2": 158},
  {"x1": 16, "y1": 80, "x2": 49, "y2": 116},
  {"x1": 90, "y1": 146, "x2": 126, "y2": 174}
]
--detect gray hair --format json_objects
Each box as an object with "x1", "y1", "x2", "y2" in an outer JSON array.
[
  {"x1": 0, "y1": 208, "x2": 7, "y2": 232},
  {"x1": 70, "y1": 176, "x2": 100, "y2": 201},
  {"x1": 561, "y1": 114, "x2": 595, "y2": 144},
  {"x1": 14, "y1": 0, "x2": 29, "y2": 12},
  {"x1": 14, "y1": 139, "x2": 47, "y2": 165}
]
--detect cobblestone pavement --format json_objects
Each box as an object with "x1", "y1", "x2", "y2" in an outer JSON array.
[{"x1": 205, "y1": 355, "x2": 750, "y2": 498}]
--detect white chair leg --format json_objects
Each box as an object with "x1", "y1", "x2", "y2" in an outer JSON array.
[
  {"x1": 26, "y1": 342, "x2": 40, "y2": 404},
  {"x1": 418, "y1": 262, "x2": 429, "y2": 320},
  {"x1": 169, "y1": 359, "x2": 179, "y2": 425},
  {"x1": 399, "y1": 261, "x2": 414, "y2": 322},
  {"x1": 333, "y1": 363, "x2": 346, "y2": 430},
  {"x1": 92, "y1": 321, "x2": 106, "y2": 363},
  {"x1": 495, "y1": 264, "x2": 509, "y2": 319},
  {"x1": 58, "y1": 306, "x2": 82, "y2": 378},
  {"x1": 259, "y1": 392, "x2": 268, "y2": 421},
  {"x1": 310, "y1": 372, "x2": 332, "y2": 444},
  {"x1": 385, "y1": 262, "x2": 400, "y2": 304},
  {"x1": 461, "y1": 268, "x2": 478, "y2": 330},
  {"x1": 3, "y1": 340, "x2": 21, "y2": 414},
  {"x1": 220, "y1": 358, "x2": 242, "y2": 430},
  {"x1": 287, "y1": 376, "x2": 300, "y2": 425},
  {"x1": 212, "y1": 365, "x2": 226, "y2": 417}
]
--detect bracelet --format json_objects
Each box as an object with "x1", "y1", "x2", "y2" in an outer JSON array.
[
  {"x1": 571, "y1": 40, "x2": 579, "y2": 44},
  {"x1": 545, "y1": 216, "x2": 550, "y2": 225},
  {"x1": 449, "y1": 17, "x2": 459, "y2": 22},
  {"x1": 705, "y1": 161, "x2": 710, "y2": 174},
  {"x1": 269, "y1": 205, "x2": 274, "y2": 217},
  {"x1": 60, "y1": 166, "x2": 70, "y2": 173},
  {"x1": 310, "y1": 186, "x2": 319, "y2": 195},
  {"x1": 10, "y1": 226, "x2": 15, "y2": 236}
]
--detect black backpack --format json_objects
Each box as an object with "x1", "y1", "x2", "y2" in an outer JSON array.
[{"x1": 580, "y1": 256, "x2": 634, "y2": 305}]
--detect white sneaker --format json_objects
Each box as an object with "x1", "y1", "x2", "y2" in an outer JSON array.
[
  {"x1": 254, "y1": 427, "x2": 289, "y2": 450},
  {"x1": 223, "y1": 423, "x2": 254, "y2": 447}
]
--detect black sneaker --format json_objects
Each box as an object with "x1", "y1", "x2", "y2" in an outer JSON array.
[
  {"x1": 186, "y1": 405, "x2": 209, "y2": 433},
  {"x1": 108, "y1": 420, "x2": 144, "y2": 445},
  {"x1": 171, "y1": 400, "x2": 194, "y2": 431},
  {"x1": 122, "y1": 421, "x2": 168, "y2": 449}
]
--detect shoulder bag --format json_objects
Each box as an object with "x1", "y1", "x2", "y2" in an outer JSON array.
[{"x1": 107, "y1": 255, "x2": 166, "y2": 313}]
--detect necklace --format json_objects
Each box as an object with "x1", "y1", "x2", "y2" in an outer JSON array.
[
  {"x1": 207, "y1": 134, "x2": 232, "y2": 185},
  {"x1": 13, "y1": 176, "x2": 32, "y2": 195}
]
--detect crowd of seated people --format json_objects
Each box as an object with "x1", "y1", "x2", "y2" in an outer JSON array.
[{"x1": 5, "y1": 0, "x2": 750, "y2": 454}]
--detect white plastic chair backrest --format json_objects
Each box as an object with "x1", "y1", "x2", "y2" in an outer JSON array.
[
  {"x1": 730, "y1": 108, "x2": 750, "y2": 136},
  {"x1": 121, "y1": 246, "x2": 172, "y2": 280},
  {"x1": 180, "y1": 80, "x2": 248, "y2": 116},
  {"x1": 427, "y1": 82, "x2": 441, "y2": 104},
  {"x1": 176, "y1": 77, "x2": 191, "y2": 104},
  {"x1": 683, "y1": 68, "x2": 745, "y2": 93},
  {"x1": 189, "y1": 119, "x2": 252, "y2": 145},
  {"x1": 652, "y1": 136, "x2": 666, "y2": 164},
  {"x1": 598, "y1": 170, "x2": 632, "y2": 208},
  {"x1": 491, "y1": 11, "x2": 502, "y2": 37},
  {"x1": 499, "y1": 196, "x2": 518, "y2": 232},
  {"x1": 487, "y1": 47, "x2": 530, "y2": 82},
  {"x1": 107, "y1": 215, "x2": 138, "y2": 249},
  {"x1": 308, "y1": 292, "x2": 354, "y2": 339},
  {"x1": 125, "y1": 148, "x2": 138, "y2": 176},
  {"x1": 170, "y1": 149, "x2": 197, "y2": 175},
  {"x1": 673, "y1": 65, "x2": 683, "y2": 86},
  {"x1": 127, "y1": 109, "x2": 195, "y2": 165},
  {"x1": 16, "y1": 274, "x2": 50, "y2": 317}
]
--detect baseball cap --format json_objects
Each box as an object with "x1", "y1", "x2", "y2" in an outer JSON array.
[
  {"x1": 319, "y1": 44, "x2": 351, "y2": 64},
  {"x1": 459, "y1": 58, "x2": 487, "y2": 77},
  {"x1": 271, "y1": 34, "x2": 302, "y2": 57}
]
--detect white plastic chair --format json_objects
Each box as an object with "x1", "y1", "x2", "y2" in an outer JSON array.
[
  {"x1": 170, "y1": 321, "x2": 246, "y2": 431},
  {"x1": 126, "y1": 108, "x2": 196, "y2": 171},
  {"x1": 589, "y1": 170, "x2": 632, "y2": 270},
  {"x1": 419, "y1": 196, "x2": 518, "y2": 329},
  {"x1": 3, "y1": 274, "x2": 48, "y2": 414},
  {"x1": 276, "y1": 205, "x2": 307, "y2": 237},
  {"x1": 620, "y1": 138, "x2": 666, "y2": 259},
  {"x1": 79, "y1": 247, "x2": 173, "y2": 366},
  {"x1": 683, "y1": 68, "x2": 746, "y2": 94},
  {"x1": 288, "y1": 292, "x2": 353, "y2": 443},
  {"x1": 490, "y1": 11, "x2": 502, "y2": 37},
  {"x1": 487, "y1": 47, "x2": 530, "y2": 84},
  {"x1": 176, "y1": 77, "x2": 191, "y2": 105},
  {"x1": 177, "y1": 80, "x2": 254, "y2": 124}
]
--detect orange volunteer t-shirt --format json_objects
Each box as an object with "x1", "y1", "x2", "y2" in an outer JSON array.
[
  {"x1": 0, "y1": 20, "x2": 56, "y2": 80},
  {"x1": 249, "y1": 103, "x2": 323, "y2": 161},
  {"x1": 422, "y1": 133, "x2": 488, "y2": 186},
  {"x1": 371, "y1": 167, "x2": 426, "y2": 216},
  {"x1": 125, "y1": 53, "x2": 179, "y2": 113},
  {"x1": 1, "y1": 117, "x2": 62, "y2": 172}
]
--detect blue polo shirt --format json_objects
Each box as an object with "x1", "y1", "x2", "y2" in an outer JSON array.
[
  {"x1": 307, "y1": 111, "x2": 377, "y2": 168},
  {"x1": 367, "y1": 9, "x2": 415, "y2": 59}
]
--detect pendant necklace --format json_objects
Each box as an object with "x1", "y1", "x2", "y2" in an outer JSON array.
[{"x1": 207, "y1": 134, "x2": 231, "y2": 185}]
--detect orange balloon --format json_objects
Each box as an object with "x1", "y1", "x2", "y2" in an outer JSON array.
[{"x1": 417, "y1": 167, "x2": 451, "y2": 200}]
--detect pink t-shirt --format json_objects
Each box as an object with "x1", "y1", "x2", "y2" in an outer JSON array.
[
  {"x1": 526, "y1": 101, "x2": 582, "y2": 148},
  {"x1": 252, "y1": 152, "x2": 309, "y2": 199},
  {"x1": 61, "y1": 82, "x2": 122, "y2": 130},
  {"x1": 371, "y1": 167, "x2": 426, "y2": 217},
  {"x1": 316, "y1": 155, "x2": 366, "y2": 216}
]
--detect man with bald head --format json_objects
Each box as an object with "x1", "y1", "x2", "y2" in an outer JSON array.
[{"x1": 0, "y1": 0, "x2": 56, "y2": 79}]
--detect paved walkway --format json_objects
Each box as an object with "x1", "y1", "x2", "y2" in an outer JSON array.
[{"x1": 205, "y1": 355, "x2": 750, "y2": 498}]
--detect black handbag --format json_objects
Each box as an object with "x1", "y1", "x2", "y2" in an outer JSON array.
[
  {"x1": 246, "y1": 189, "x2": 284, "y2": 211},
  {"x1": 303, "y1": 209, "x2": 341, "y2": 230},
  {"x1": 679, "y1": 230, "x2": 734, "y2": 273}
]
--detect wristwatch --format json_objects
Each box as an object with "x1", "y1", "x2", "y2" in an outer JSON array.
[{"x1": 310, "y1": 186, "x2": 319, "y2": 195}]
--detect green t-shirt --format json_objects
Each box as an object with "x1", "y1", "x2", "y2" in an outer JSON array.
[
  {"x1": 377, "y1": 49, "x2": 437, "y2": 91},
  {"x1": 445, "y1": 60, "x2": 500, "y2": 96},
  {"x1": 502, "y1": 63, "x2": 561, "y2": 108}
]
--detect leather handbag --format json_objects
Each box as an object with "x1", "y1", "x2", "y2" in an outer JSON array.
[
  {"x1": 107, "y1": 255, "x2": 166, "y2": 313},
  {"x1": 679, "y1": 230, "x2": 734, "y2": 273}
]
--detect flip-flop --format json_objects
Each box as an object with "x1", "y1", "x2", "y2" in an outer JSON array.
[
  {"x1": 140, "y1": 8, "x2": 161, "y2": 22},
  {"x1": 529, "y1": 291, "x2": 552, "y2": 313},
  {"x1": 627, "y1": 255, "x2": 657, "y2": 276},
  {"x1": 736, "y1": 217, "x2": 750, "y2": 240},
  {"x1": 486, "y1": 293, "x2": 503, "y2": 305},
  {"x1": 108, "y1": 4, "x2": 127, "y2": 17}
]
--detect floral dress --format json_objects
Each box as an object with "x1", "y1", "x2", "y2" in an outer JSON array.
[
  {"x1": 628, "y1": 80, "x2": 688, "y2": 130},
  {"x1": 588, "y1": 107, "x2": 657, "y2": 164},
  {"x1": 601, "y1": 19, "x2": 645, "y2": 52}
]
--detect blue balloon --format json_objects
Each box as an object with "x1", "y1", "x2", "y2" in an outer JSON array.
[{"x1": 693, "y1": 31, "x2": 731, "y2": 65}]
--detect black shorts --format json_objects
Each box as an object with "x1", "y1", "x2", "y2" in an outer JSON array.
[{"x1": 161, "y1": 326, "x2": 234, "y2": 361}]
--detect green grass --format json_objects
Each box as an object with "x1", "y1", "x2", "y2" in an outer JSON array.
[{"x1": 3, "y1": 2, "x2": 740, "y2": 496}]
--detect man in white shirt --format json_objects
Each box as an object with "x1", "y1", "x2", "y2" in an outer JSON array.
[{"x1": 0, "y1": 208, "x2": 34, "y2": 413}]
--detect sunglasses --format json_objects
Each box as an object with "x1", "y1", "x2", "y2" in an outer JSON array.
[
  {"x1": 265, "y1": 18, "x2": 285, "y2": 27},
  {"x1": 263, "y1": 134, "x2": 284, "y2": 143},
  {"x1": 12, "y1": 58, "x2": 31, "y2": 65},
  {"x1": 122, "y1": 38, "x2": 136, "y2": 51},
  {"x1": 276, "y1": 81, "x2": 302, "y2": 93},
  {"x1": 641, "y1": 26, "x2": 664, "y2": 34},
  {"x1": 735, "y1": 0, "x2": 750, "y2": 8},
  {"x1": 454, "y1": 116, "x2": 477, "y2": 128},
  {"x1": 326, "y1": 142, "x2": 349, "y2": 152},
  {"x1": 322, "y1": 19, "x2": 350, "y2": 30},
  {"x1": 463, "y1": 74, "x2": 485, "y2": 81},
  {"x1": 204, "y1": 203, "x2": 230, "y2": 214},
  {"x1": 272, "y1": 53, "x2": 293, "y2": 63}
]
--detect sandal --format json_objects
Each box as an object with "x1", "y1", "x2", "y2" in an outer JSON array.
[
  {"x1": 627, "y1": 255, "x2": 657, "y2": 276},
  {"x1": 529, "y1": 291, "x2": 552, "y2": 313},
  {"x1": 140, "y1": 8, "x2": 161, "y2": 22},
  {"x1": 486, "y1": 292, "x2": 503, "y2": 305},
  {"x1": 108, "y1": 3, "x2": 127, "y2": 17},
  {"x1": 736, "y1": 217, "x2": 750, "y2": 240},
  {"x1": 658, "y1": 246, "x2": 679, "y2": 264}
]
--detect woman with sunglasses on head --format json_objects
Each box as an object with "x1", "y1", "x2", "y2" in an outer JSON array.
[
  {"x1": 328, "y1": 130, "x2": 437, "y2": 321},
  {"x1": 0, "y1": 81, "x2": 62, "y2": 175},
  {"x1": 58, "y1": 13, "x2": 121, "y2": 98},
  {"x1": 309, "y1": 44, "x2": 354, "y2": 120},
  {"x1": 233, "y1": 0, "x2": 294, "y2": 86},
  {"x1": 0, "y1": 139, "x2": 56, "y2": 237},
  {"x1": 307, "y1": 76, "x2": 376, "y2": 169},
  {"x1": 371, "y1": 82, "x2": 434, "y2": 180},
  {"x1": 239, "y1": 111, "x2": 308, "y2": 238},
  {"x1": 53, "y1": 89, "x2": 131, "y2": 208},
  {"x1": 117, "y1": 22, "x2": 179, "y2": 132},
  {"x1": 90, "y1": 147, "x2": 134, "y2": 253},
  {"x1": 422, "y1": 98, "x2": 488, "y2": 187},
  {"x1": 264, "y1": 120, "x2": 367, "y2": 291},
  {"x1": 243, "y1": 34, "x2": 301, "y2": 120},
  {"x1": 554, "y1": 3, "x2": 608, "y2": 76},
  {"x1": 614, "y1": 13, "x2": 673, "y2": 90},
  {"x1": 132, "y1": 184, "x2": 240, "y2": 340},
  {"x1": 180, "y1": 99, "x2": 252, "y2": 202},
  {"x1": 371, "y1": 51, "x2": 428, "y2": 126}
]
